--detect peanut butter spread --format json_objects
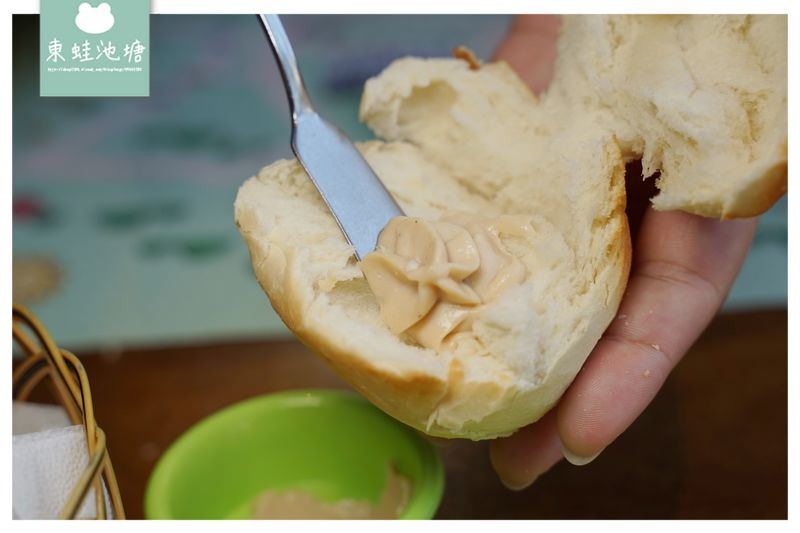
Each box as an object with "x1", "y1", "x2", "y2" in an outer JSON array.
[
  {"x1": 250, "y1": 466, "x2": 410, "y2": 519},
  {"x1": 360, "y1": 214, "x2": 531, "y2": 350}
]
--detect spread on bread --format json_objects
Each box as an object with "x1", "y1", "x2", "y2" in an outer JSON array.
[{"x1": 360, "y1": 214, "x2": 531, "y2": 350}]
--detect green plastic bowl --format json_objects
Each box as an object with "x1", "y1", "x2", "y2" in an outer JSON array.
[{"x1": 145, "y1": 389, "x2": 444, "y2": 519}]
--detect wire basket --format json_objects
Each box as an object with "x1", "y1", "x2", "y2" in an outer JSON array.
[{"x1": 12, "y1": 304, "x2": 125, "y2": 519}]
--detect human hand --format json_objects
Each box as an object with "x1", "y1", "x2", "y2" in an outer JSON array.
[{"x1": 489, "y1": 15, "x2": 760, "y2": 490}]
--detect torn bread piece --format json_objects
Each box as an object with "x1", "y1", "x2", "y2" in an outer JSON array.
[{"x1": 235, "y1": 15, "x2": 785, "y2": 439}]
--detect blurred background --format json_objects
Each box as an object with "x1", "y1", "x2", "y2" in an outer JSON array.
[
  {"x1": 12, "y1": 15, "x2": 787, "y2": 519},
  {"x1": 13, "y1": 15, "x2": 787, "y2": 350}
]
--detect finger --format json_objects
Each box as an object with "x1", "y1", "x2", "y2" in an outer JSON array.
[
  {"x1": 492, "y1": 15, "x2": 561, "y2": 94},
  {"x1": 557, "y1": 209, "x2": 758, "y2": 462},
  {"x1": 489, "y1": 409, "x2": 563, "y2": 490}
]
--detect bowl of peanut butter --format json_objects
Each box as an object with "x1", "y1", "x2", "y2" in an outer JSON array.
[{"x1": 144, "y1": 389, "x2": 444, "y2": 519}]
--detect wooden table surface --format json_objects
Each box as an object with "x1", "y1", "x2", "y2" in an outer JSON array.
[{"x1": 19, "y1": 309, "x2": 787, "y2": 519}]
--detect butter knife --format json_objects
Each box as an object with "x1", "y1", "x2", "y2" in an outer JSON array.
[{"x1": 257, "y1": 14, "x2": 404, "y2": 260}]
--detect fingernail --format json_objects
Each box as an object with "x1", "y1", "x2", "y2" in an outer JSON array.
[
  {"x1": 490, "y1": 446, "x2": 539, "y2": 491},
  {"x1": 561, "y1": 444, "x2": 604, "y2": 466},
  {"x1": 498, "y1": 473, "x2": 537, "y2": 491}
]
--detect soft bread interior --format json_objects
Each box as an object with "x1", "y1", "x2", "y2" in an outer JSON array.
[
  {"x1": 235, "y1": 14, "x2": 785, "y2": 440},
  {"x1": 552, "y1": 15, "x2": 787, "y2": 217},
  {"x1": 237, "y1": 57, "x2": 629, "y2": 439}
]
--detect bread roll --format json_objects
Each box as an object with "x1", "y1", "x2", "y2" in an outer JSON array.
[{"x1": 235, "y1": 15, "x2": 786, "y2": 439}]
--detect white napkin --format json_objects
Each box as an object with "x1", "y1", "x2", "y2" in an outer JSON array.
[
  {"x1": 12, "y1": 401, "x2": 71, "y2": 435},
  {"x1": 12, "y1": 402, "x2": 112, "y2": 519}
]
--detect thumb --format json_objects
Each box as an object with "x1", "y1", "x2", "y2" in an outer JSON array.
[{"x1": 492, "y1": 15, "x2": 561, "y2": 94}]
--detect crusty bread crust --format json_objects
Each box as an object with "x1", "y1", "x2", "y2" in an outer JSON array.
[{"x1": 722, "y1": 153, "x2": 788, "y2": 219}]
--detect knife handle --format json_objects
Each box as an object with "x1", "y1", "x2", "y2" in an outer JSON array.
[{"x1": 258, "y1": 14, "x2": 314, "y2": 120}]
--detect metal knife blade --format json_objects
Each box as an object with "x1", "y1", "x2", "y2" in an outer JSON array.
[{"x1": 258, "y1": 14, "x2": 404, "y2": 260}]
